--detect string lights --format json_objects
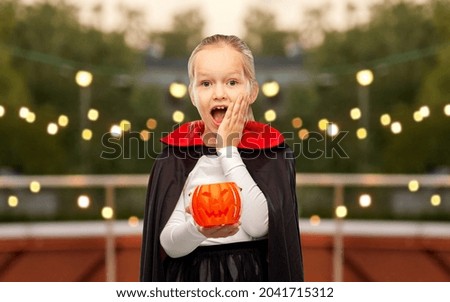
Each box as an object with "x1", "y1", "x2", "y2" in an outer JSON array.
[{"x1": 1, "y1": 42, "x2": 448, "y2": 223}]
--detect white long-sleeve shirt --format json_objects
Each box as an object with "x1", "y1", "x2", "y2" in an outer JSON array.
[{"x1": 160, "y1": 146, "x2": 269, "y2": 258}]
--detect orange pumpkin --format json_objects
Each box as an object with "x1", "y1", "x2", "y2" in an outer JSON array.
[{"x1": 190, "y1": 182, "x2": 241, "y2": 227}]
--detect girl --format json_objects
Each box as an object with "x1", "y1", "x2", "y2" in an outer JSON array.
[{"x1": 140, "y1": 34, "x2": 303, "y2": 281}]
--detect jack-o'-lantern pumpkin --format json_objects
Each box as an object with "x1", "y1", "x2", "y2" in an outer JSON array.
[{"x1": 190, "y1": 182, "x2": 241, "y2": 227}]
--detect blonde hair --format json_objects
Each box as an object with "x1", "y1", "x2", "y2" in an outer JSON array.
[{"x1": 188, "y1": 34, "x2": 257, "y2": 120}]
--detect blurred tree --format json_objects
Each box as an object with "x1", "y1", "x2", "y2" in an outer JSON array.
[
  {"x1": 150, "y1": 9, "x2": 205, "y2": 58},
  {"x1": 382, "y1": 0, "x2": 450, "y2": 173},
  {"x1": 0, "y1": 0, "x2": 141, "y2": 174},
  {"x1": 243, "y1": 7, "x2": 300, "y2": 56},
  {"x1": 303, "y1": 0, "x2": 448, "y2": 173}
]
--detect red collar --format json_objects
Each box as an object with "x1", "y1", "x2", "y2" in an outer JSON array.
[{"x1": 160, "y1": 120, "x2": 284, "y2": 149}]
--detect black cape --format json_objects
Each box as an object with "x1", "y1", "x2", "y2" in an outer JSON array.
[{"x1": 140, "y1": 122, "x2": 304, "y2": 281}]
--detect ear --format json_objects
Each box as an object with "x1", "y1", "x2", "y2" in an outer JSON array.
[{"x1": 249, "y1": 82, "x2": 259, "y2": 104}]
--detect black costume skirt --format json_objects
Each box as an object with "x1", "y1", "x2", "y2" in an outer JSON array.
[{"x1": 163, "y1": 240, "x2": 268, "y2": 282}]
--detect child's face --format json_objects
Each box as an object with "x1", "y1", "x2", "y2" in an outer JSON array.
[{"x1": 190, "y1": 45, "x2": 255, "y2": 135}]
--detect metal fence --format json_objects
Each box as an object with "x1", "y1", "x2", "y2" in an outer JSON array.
[{"x1": 1, "y1": 173, "x2": 449, "y2": 281}]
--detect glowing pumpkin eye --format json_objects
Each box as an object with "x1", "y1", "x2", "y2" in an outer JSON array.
[{"x1": 190, "y1": 182, "x2": 241, "y2": 227}]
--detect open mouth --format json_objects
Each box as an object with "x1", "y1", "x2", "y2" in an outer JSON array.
[{"x1": 210, "y1": 106, "x2": 228, "y2": 124}]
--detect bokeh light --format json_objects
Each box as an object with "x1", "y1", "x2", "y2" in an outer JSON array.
[
  {"x1": 25, "y1": 112, "x2": 36, "y2": 123},
  {"x1": 430, "y1": 194, "x2": 441, "y2": 206},
  {"x1": 408, "y1": 180, "x2": 420, "y2": 192},
  {"x1": 413, "y1": 111, "x2": 424, "y2": 122},
  {"x1": 128, "y1": 216, "x2": 140, "y2": 227},
  {"x1": 58, "y1": 115, "x2": 69, "y2": 127},
  {"x1": 120, "y1": 120, "x2": 131, "y2": 131},
  {"x1": 309, "y1": 215, "x2": 321, "y2": 226},
  {"x1": 82, "y1": 129, "x2": 93, "y2": 141},
  {"x1": 0, "y1": 105, "x2": 5, "y2": 117},
  {"x1": 47, "y1": 123, "x2": 59, "y2": 135},
  {"x1": 87, "y1": 109, "x2": 99, "y2": 121},
  {"x1": 29, "y1": 181, "x2": 41, "y2": 193},
  {"x1": 8, "y1": 196, "x2": 19, "y2": 207},
  {"x1": 291, "y1": 117, "x2": 303, "y2": 129},
  {"x1": 356, "y1": 127, "x2": 367, "y2": 139},
  {"x1": 298, "y1": 129, "x2": 309, "y2": 140},
  {"x1": 390, "y1": 121, "x2": 402, "y2": 134},
  {"x1": 110, "y1": 124, "x2": 122, "y2": 137},
  {"x1": 172, "y1": 110, "x2": 185, "y2": 123},
  {"x1": 419, "y1": 106, "x2": 430, "y2": 118},
  {"x1": 335, "y1": 205, "x2": 348, "y2": 218},
  {"x1": 75, "y1": 70, "x2": 93, "y2": 87},
  {"x1": 169, "y1": 82, "x2": 187, "y2": 98},
  {"x1": 101, "y1": 206, "x2": 114, "y2": 219},
  {"x1": 264, "y1": 109, "x2": 277, "y2": 122},
  {"x1": 318, "y1": 118, "x2": 329, "y2": 131},
  {"x1": 77, "y1": 195, "x2": 90, "y2": 209},
  {"x1": 350, "y1": 108, "x2": 362, "y2": 120},
  {"x1": 140, "y1": 130, "x2": 151, "y2": 141},
  {"x1": 356, "y1": 69, "x2": 374, "y2": 86},
  {"x1": 380, "y1": 114, "x2": 391, "y2": 126},
  {"x1": 326, "y1": 123, "x2": 339, "y2": 137},
  {"x1": 444, "y1": 104, "x2": 450, "y2": 116},
  {"x1": 261, "y1": 81, "x2": 280, "y2": 98},
  {"x1": 19, "y1": 107, "x2": 30, "y2": 119},
  {"x1": 359, "y1": 194, "x2": 372, "y2": 207},
  {"x1": 146, "y1": 118, "x2": 158, "y2": 130}
]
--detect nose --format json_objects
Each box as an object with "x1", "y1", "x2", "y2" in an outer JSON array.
[{"x1": 213, "y1": 83, "x2": 226, "y2": 100}]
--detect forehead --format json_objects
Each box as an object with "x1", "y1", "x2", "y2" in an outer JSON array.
[{"x1": 193, "y1": 45, "x2": 245, "y2": 75}]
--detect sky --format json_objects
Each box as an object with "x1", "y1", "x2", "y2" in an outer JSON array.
[{"x1": 22, "y1": 0, "x2": 429, "y2": 37}]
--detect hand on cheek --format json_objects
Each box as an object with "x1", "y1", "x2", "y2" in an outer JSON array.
[{"x1": 216, "y1": 94, "x2": 250, "y2": 149}]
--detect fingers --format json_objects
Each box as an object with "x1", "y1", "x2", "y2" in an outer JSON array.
[
  {"x1": 198, "y1": 223, "x2": 240, "y2": 238},
  {"x1": 217, "y1": 94, "x2": 250, "y2": 149}
]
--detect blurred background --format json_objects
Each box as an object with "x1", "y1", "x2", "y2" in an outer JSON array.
[{"x1": 0, "y1": 0, "x2": 449, "y2": 282}]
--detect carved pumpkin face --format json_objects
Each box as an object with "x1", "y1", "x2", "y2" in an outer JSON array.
[{"x1": 190, "y1": 182, "x2": 241, "y2": 227}]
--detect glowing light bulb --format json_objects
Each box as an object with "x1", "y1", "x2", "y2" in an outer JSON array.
[
  {"x1": 47, "y1": 123, "x2": 59, "y2": 135},
  {"x1": 128, "y1": 216, "x2": 140, "y2": 227},
  {"x1": 264, "y1": 109, "x2": 277, "y2": 122},
  {"x1": 356, "y1": 128, "x2": 367, "y2": 139},
  {"x1": 335, "y1": 205, "x2": 348, "y2": 218},
  {"x1": 169, "y1": 82, "x2": 187, "y2": 98},
  {"x1": 82, "y1": 129, "x2": 93, "y2": 141},
  {"x1": 19, "y1": 107, "x2": 30, "y2": 119},
  {"x1": 408, "y1": 180, "x2": 420, "y2": 192},
  {"x1": 102, "y1": 206, "x2": 114, "y2": 219},
  {"x1": 356, "y1": 69, "x2": 374, "y2": 86},
  {"x1": 318, "y1": 118, "x2": 329, "y2": 131},
  {"x1": 359, "y1": 194, "x2": 372, "y2": 207},
  {"x1": 327, "y1": 123, "x2": 339, "y2": 137},
  {"x1": 380, "y1": 114, "x2": 391, "y2": 126},
  {"x1": 75, "y1": 70, "x2": 93, "y2": 87},
  {"x1": 309, "y1": 215, "x2": 321, "y2": 226},
  {"x1": 350, "y1": 108, "x2": 362, "y2": 120},
  {"x1": 291, "y1": 117, "x2": 303, "y2": 129},
  {"x1": 430, "y1": 194, "x2": 441, "y2": 206},
  {"x1": 172, "y1": 110, "x2": 185, "y2": 123},
  {"x1": 262, "y1": 81, "x2": 280, "y2": 98},
  {"x1": 30, "y1": 181, "x2": 41, "y2": 193},
  {"x1": 58, "y1": 115, "x2": 69, "y2": 127},
  {"x1": 87, "y1": 109, "x2": 99, "y2": 121},
  {"x1": 298, "y1": 129, "x2": 309, "y2": 140},
  {"x1": 390, "y1": 122, "x2": 402, "y2": 134},
  {"x1": 110, "y1": 125, "x2": 122, "y2": 137},
  {"x1": 77, "y1": 195, "x2": 90, "y2": 208},
  {"x1": 146, "y1": 118, "x2": 158, "y2": 130},
  {"x1": 8, "y1": 195, "x2": 19, "y2": 207}
]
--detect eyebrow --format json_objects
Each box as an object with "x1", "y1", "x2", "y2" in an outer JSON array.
[{"x1": 195, "y1": 71, "x2": 243, "y2": 78}]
